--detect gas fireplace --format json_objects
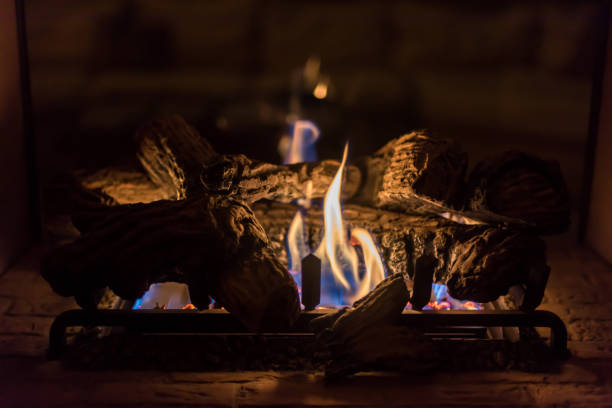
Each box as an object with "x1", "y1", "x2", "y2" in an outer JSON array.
[
  {"x1": 42, "y1": 111, "x2": 570, "y2": 378},
  {"x1": 5, "y1": 3, "x2": 609, "y2": 400}
]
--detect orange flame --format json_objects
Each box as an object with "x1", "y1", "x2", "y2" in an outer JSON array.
[
  {"x1": 286, "y1": 142, "x2": 386, "y2": 305},
  {"x1": 315, "y1": 143, "x2": 359, "y2": 290},
  {"x1": 287, "y1": 211, "x2": 306, "y2": 273},
  {"x1": 313, "y1": 76, "x2": 329, "y2": 99},
  {"x1": 350, "y1": 227, "x2": 385, "y2": 300}
]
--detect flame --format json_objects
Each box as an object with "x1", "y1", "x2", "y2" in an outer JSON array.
[
  {"x1": 317, "y1": 144, "x2": 359, "y2": 290},
  {"x1": 287, "y1": 142, "x2": 386, "y2": 306},
  {"x1": 313, "y1": 80, "x2": 328, "y2": 99},
  {"x1": 299, "y1": 180, "x2": 313, "y2": 209},
  {"x1": 132, "y1": 282, "x2": 191, "y2": 310},
  {"x1": 303, "y1": 56, "x2": 321, "y2": 88},
  {"x1": 283, "y1": 120, "x2": 320, "y2": 164},
  {"x1": 405, "y1": 283, "x2": 483, "y2": 311},
  {"x1": 350, "y1": 227, "x2": 385, "y2": 300},
  {"x1": 287, "y1": 210, "x2": 307, "y2": 274}
]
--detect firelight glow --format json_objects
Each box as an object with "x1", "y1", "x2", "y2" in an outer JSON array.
[{"x1": 287, "y1": 143, "x2": 386, "y2": 306}]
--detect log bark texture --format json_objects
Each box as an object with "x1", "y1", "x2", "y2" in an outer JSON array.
[
  {"x1": 135, "y1": 115, "x2": 218, "y2": 199},
  {"x1": 310, "y1": 273, "x2": 438, "y2": 380},
  {"x1": 42, "y1": 196, "x2": 301, "y2": 331},
  {"x1": 79, "y1": 167, "x2": 173, "y2": 204},
  {"x1": 199, "y1": 154, "x2": 362, "y2": 204},
  {"x1": 252, "y1": 201, "x2": 549, "y2": 308},
  {"x1": 465, "y1": 151, "x2": 571, "y2": 234},
  {"x1": 135, "y1": 115, "x2": 361, "y2": 204},
  {"x1": 355, "y1": 131, "x2": 467, "y2": 212}
]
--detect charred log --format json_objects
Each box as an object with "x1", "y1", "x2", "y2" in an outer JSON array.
[
  {"x1": 465, "y1": 151, "x2": 570, "y2": 234},
  {"x1": 42, "y1": 196, "x2": 301, "y2": 331},
  {"x1": 311, "y1": 273, "x2": 438, "y2": 380}
]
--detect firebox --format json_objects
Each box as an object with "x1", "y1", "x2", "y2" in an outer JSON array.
[{"x1": 6, "y1": 0, "x2": 612, "y2": 393}]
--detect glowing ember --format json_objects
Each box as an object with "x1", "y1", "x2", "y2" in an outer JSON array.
[
  {"x1": 406, "y1": 283, "x2": 483, "y2": 311},
  {"x1": 287, "y1": 143, "x2": 386, "y2": 306}
]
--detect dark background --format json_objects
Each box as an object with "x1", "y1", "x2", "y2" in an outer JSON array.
[
  {"x1": 0, "y1": 0, "x2": 29, "y2": 273},
  {"x1": 26, "y1": 0, "x2": 608, "y2": 238}
]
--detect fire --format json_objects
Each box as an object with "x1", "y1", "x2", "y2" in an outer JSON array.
[
  {"x1": 406, "y1": 283, "x2": 483, "y2": 311},
  {"x1": 349, "y1": 228, "x2": 385, "y2": 300},
  {"x1": 287, "y1": 210, "x2": 307, "y2": 275},
  {"x1": 282, "y1": 120, "x2": 320, "y2": 164},
  {"x1": 287, "y1": 143, "x2": 386, "y2": 306},
  {"x1": 313, "y1": 78, "x2": 328, "y2": 99},
  {"x1": 316, "y1": 144, "x2": 358, "y2": 290}
]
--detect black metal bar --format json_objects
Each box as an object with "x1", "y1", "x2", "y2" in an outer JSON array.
[
  {"x1": 14, "y1": 0, "x2": 40, "y2": 242},
  {"x1": 48, "y1": 309, "x2": 568, "y2": 359},
  {"x1": 579, "y1": 0, "x2": 612, "y2": 242},
  {"x1": 301, "y1": 254, "x2": 321, "y2": 311},
  {"x1": 410, "y1": 255, "x2": 435, "y2": 310}
]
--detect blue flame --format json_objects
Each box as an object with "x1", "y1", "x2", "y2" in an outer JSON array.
[
  {"x1": 283, "y1": 120, "x2": 320, "y2": 164},
  {"x1": 432, "y1": 283, "x2": 448, "y2": 303}
]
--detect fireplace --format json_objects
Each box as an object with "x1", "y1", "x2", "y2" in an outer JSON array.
[
  {"x1": 42, "y1": 112, "x2": 570, "y2": 376},
  {"x1": 32, "y1": 0, "x2": 598, "y2": 369},
  {"x1": 3, "y1": 0, "x2": 612, "y2": 406}
]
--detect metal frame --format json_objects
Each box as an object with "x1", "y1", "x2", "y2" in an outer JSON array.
[
  {"x1": 580, "y1": 0, "x2": 612, "y2": 242},
  {"x1": 14, "y1": 0, "x2": 40, "y2": 241},
  {"x1": 48, "y1": 308, "x2": 568, "y2": 359}
]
